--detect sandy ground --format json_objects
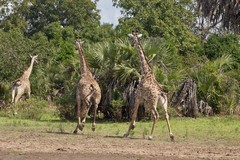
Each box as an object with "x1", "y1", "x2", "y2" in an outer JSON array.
[{"x1": 0, "y1": 129, "x2": 239, "y2": 160}]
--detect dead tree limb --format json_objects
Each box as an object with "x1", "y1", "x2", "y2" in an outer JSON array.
[{"x1": 172, "y1": 78, "x2": 199, "y2": 118}]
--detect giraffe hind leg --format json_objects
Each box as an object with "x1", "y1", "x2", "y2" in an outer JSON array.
[
  {"x1": 74, "y1": 87, "x2": 91, "y2": 133},
  {"x1": 91, "y1": 103, "x2": 98, "y2": 131},
  {"x1": 26, "y1": 87, "x2": 31, "y2": 99},
  {"x1": 160, "y1": 95, "x2": 174, "y2": 142},
  {"x1": 12, "y1": 88, "x2": 25, "y2": 115},
  {"x1": 75, "y1": 101, "x2": 91, "y2": 133},
  {"x1": 11, "y1": 87, "x2": 16, "y2": 103},
  {"x1": 74, "y1": 92, "x2": 82, "y2": 134},
  {"x1": 11, "y1": 87, "x2": 17, "y2": 115},
  {"x1": 148, "y1": 107, "x2": 159, "y2": 140}
]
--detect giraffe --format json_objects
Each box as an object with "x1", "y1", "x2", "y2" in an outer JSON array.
[
  {"x1": 11, "y1": 55, "x2": 38, "y2": 114},
  {"x1": 123, "y1": 31, "x2": 174, "y2": 141},
  {"x1": 73, "y1": 38, "x2": 101, "y2": 134}
]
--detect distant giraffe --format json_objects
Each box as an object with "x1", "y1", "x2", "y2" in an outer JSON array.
[
  {"x1": 73, "y1": 38, "x2": 101, "y2": 133},
  {"x1": 123, "y1": 31, "x2": 174, "y2": 141},
  {"x1": 11, "y1": 55, "x2": 38, "y2": 114}
]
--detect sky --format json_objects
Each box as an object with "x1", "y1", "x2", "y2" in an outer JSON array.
[{"x1": 96, "y1": 0, "x2": 122, "y2": 26}]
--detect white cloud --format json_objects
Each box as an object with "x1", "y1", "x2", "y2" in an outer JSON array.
[{"x1": 96, "y1": 0, "x2": 122, "y2": 26}]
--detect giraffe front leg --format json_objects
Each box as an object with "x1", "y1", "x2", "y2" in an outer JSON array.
[{"x1": 123, "y1": 98, "x2": 140, "y2": 138}]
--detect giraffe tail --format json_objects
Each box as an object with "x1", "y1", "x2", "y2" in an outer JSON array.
[
  {"x1": 84, "y1": 84, "x2": 97, "y2": 105},
  {"x1": 12, "y1": 79, "x2": 22, "y2": 87}
]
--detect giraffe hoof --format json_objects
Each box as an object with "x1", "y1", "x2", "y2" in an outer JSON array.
[
  {"x1": 130, "y1": 125, "x2": 135, "y2": 130},
  {"x1": 123, "y1": 133, "x2": 129, "y2": 138},
  {"x1": 170, "y1": 134, "x2": 174, "y2": 142},
  {"x1": 73, "y1": 129, "x2": 78, "y2": 134},
  {"x1": 148, "y1": 136, "x2": 153, "y2": 140},
  {"x1": 78, "y1": 124, "x2": 84, "y2": 131},
  {"x1": 92, "y1": 126, "x2": 96, "y2": 132}
]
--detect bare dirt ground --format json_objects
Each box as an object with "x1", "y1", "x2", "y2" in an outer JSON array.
[{"x1": 0, "y1": 129, "x2": 239, "y2": 160}]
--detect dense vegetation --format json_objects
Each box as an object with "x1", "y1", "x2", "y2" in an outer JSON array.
[{"x1": 0, "y1": 0, "x2": 239, "y2": 121}]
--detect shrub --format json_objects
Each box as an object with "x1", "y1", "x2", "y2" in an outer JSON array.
[
  {"x1": 56, "y1": 89, "x2": 76, "y2": 120},
  {"x1": 15, "y1": 98, "x2": 50, "y2": 120},
  {"x1": 0, "y1": 81, "x2": 11, "y2": 104},
  {"x1": 109, "y1": 99, "x2": 124, "y2": 121}
]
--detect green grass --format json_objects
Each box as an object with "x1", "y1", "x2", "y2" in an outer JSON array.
[
  {"x1": 169, "y1": 116, "x2": 240, "y2": 143},
  {"x1": 0, "y1": 115, "x2": 239, "y2": 144}
]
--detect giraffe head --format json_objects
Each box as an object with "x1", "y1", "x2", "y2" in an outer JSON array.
[
  {"x1": 30, "y1": 55, "x2": 38, "y2": 63},
  {"x1": 128, "y1": 30, "x2": 142, "y2": 47},
  {"x1": 75, "y1": 38, "x2": 84, "y2": 51}
]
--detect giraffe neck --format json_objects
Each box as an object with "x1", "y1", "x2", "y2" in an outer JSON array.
[
  {"x1": 23, "y1": 58, "x2": 35, "y2": 79},
  {"x1": 135, "y1": 39, "x2": 152, "y2": 76},
  {"x1": 77, "y1": 43, "x2": 93, "y2": 77}
]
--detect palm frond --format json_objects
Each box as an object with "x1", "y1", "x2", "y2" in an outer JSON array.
[{"x1": 114, "y1": 63, "x2": 140, "y2": 86}]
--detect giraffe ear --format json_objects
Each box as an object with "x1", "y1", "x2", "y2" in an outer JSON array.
[
  {"x1": 34, "y1": 55, "x2": 38, "y2": 63},
  {"x1": 75, "y1": 41, "x2": 80, "y2": 50},
  {"x1": 128, "y1": 34, "x2": 134, "y2": 38},
  {"x1": 137, "y1": 34, "x2": 142, "y2": 38}
]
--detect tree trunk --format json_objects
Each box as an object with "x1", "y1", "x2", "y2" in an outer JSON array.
[
  {"x1": 172, "y1": 78, "x2": 199, "y2": 118},
  {"x1": 100, "y1": 82, "x2": 113, "y2": 119},
  {"x1": 123, "y1": 80, "x2": 146, "y2": 120}
]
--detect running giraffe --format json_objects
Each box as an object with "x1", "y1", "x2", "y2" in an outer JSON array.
[
  {"x1": 123, "y1": 31, "x2": 174, "y2": 141},
  {"x1": 73, "y1": 38, "x2": 101, "y2": 133}
]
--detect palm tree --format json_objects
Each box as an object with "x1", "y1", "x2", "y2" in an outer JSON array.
[
  {"x1": 192, "y1": 54, "x2": 239, "y2": 113},
  {"x1": 197, "y1": 0, "x2": 240, "y2": 34},
  {"x1": 87, "y1": 37, "x2": 192, "y2": 120},
  {"x1": 86, "y1": 40, "x2": 132, "y2": 119}
]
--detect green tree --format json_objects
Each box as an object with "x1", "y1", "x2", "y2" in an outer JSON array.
[
  {"x1": 0, "y1": 29, "x2": 34, "y2": 81},
  {"x1": 86, "y1": 39, "x2": 130, "y2": 119},
  {"x1": 192, "y1": 54, "x2": 239, "y2": 113},
  {"x1": 0, "y1": 0, "x2": 101, "y2": 41},
  {"x1": 113, "y1": 0, "x2": 201, "y2": 55},
  {"x1": 97, "y1": 23, "x2": 116, "y2": 42},
  {"x1": 0, "y1": 0, "x2": 29, "y2": 32},
  {"x1": 203, "y1": 34, "x2": 240, "y2": 63}
]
